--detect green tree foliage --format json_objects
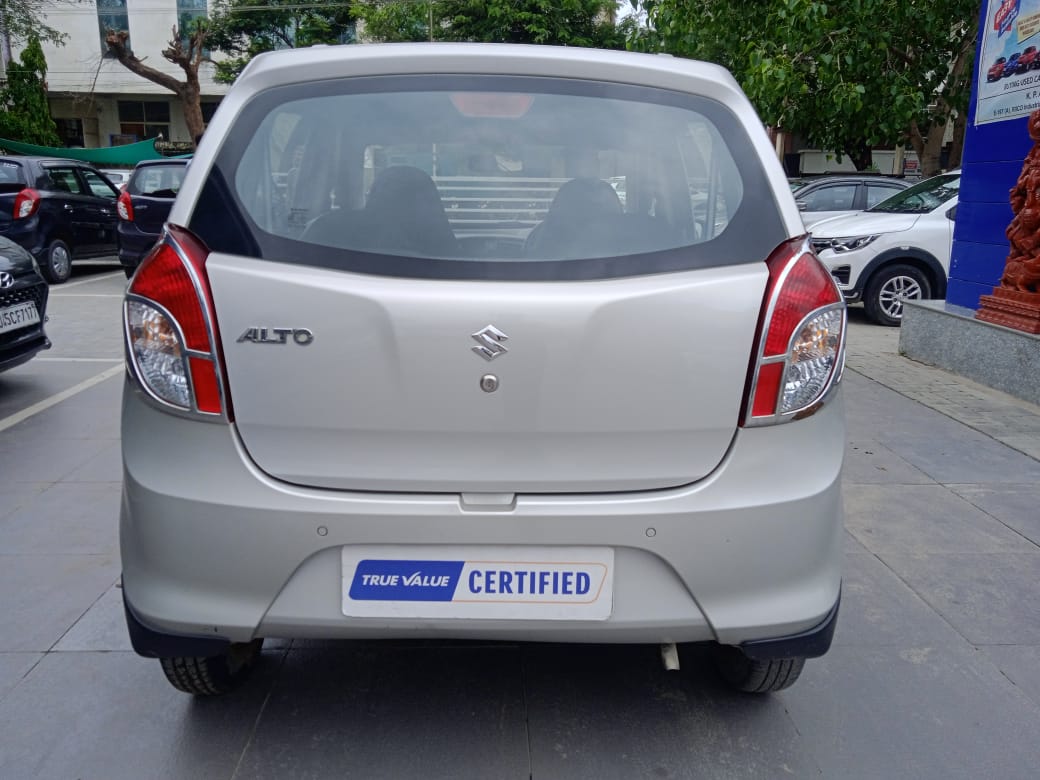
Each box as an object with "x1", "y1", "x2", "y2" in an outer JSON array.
[
  {"x1": 207, "y1": 0, "x2": 358, "y2": 84},
  {"x1": 354, "y1": 0, "x2": 626, "y2": 48},
  {"x1": 0, "y1": 34, "x2": 60, "y2": 146},
  {"x1": 633, "y1": 0, "x2": 978, "y2": 175},
  {"x1": 0, "y1": 0, "x2": 68, "y2": 54}
]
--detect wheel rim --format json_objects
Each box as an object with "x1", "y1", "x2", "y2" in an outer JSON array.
[
  {"x1": 50, "y1": 244, "x2": 71, "y2": 278},
  {"x1": 878, "y1": 275, "x2": 923, "y2": 320}
]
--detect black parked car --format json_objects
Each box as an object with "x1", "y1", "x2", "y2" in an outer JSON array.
[
  {"x1": 0, "y1": 235, "x2": 50, "y2": 372},
  {"x1": 0, "y1": 156, "x2": 121, "y2": 283},
  {"x1": 117, "y1": 159, "x2": 189, "y2": 278}
]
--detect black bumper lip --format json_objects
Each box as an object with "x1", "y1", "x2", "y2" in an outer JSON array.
[
  {"x1": 739, "y1": 591, "x2": 841, "y2": 660},
  {"x1": 124, "y1": 592, "x2": 231, "y2": 659}
]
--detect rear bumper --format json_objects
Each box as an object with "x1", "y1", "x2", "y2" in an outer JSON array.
[
  {"x1": 120, "y1": 380, "x2": 845, "y2": 652},
  {"x1": 117, "y1": 224, "x2": 161, "y2": 269}
]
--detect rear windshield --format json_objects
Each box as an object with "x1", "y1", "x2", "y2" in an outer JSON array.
[
  {"x1": 129, "y1": 164, "x2": 186, "y2": 198},
  {"x1": 0, "y1": 160, "x2": 26, "y2": 193},
  {"x1": 190, "y1": 75, "x2": 786, "y2": 281}
]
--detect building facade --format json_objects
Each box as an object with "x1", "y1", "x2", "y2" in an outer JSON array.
[{"x1": 22, "y1": 0, "x2": 229, "y2": 149}]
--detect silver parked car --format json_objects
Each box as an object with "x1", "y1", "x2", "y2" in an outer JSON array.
[{"x1": 121, "y1": 43, "x2": 846, "y2": 696}]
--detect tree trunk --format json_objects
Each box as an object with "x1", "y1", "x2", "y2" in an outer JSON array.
[
  {"x1": 105, "y1": 26, "x2": 208, "y2": 147},
  {"x1": 908, "y1": 119, "x2": 945, "y2": 178},
  {"x1": 180, "y1": 84, "x2": 204, "y2": 144},
  {"x1": 846, "y1": 142, "x2": 874, "y2": 172}
]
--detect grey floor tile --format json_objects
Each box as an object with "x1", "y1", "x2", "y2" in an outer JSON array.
[
  {"x1": 54, "y1": 583, "x2": 132, "y2": 652},
  {"x1": 523, "y1": 644, "x2": 821, "y2": 779},
  {"x1": 0, "y1": 653, "x2": 41, "y2": 703},
  {"x1": 843, "y1": 440, "x2": 936, "y2": 484},
  {"x1": 0, "y1": 363, "x2": 119, "y2": 422},
  {"x1": 0, "y1": 482, "x2": 120, "y2": 555},
  {"x1": 0, "y1": 373, "x2": 123, "y2": 440},
  {"x1": 875, "y1": 427, "x2": 1040, "y2": 484},
  {"x1": 784, "y1": 644, "x2": 1040, "y2": 780},
  {"x1": 844, "y1": 484, "x2": 1031, "y2": 554},
  {"x1": 883, "y1": 553, "x2": 1040, "y2": 645},
  {"x1": 62, "y1": 440, "x2": 122, "y2": 483},
  {"x1": 235, "y1": 643, "x2": 529, "y2": 780},
  {"x1": 0, "y1": 650, "x2": 279, "y2": 780},
  {"x1": 948, "y1": 484, "x2": 1040, "y2": 547},
  {"x1": 0, "y1": 483, "x2": 48, "y2": 521},
  {"x1": 843, "y1": 529, "x2": 868, "y2": 553},
  {"x1": 833, "y1": 554, "x2": 964, "y2": 647},
  {"x1": 979, "y1": 645, "x2": 1040, "y2": 709},
  {"x1": 0, "y1": 436, "x2": 116, "y2": 484},
  {"x1": 0, "y1": 555, "x2": 119, "y2": 652}
]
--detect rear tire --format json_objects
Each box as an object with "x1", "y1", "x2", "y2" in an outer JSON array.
[
  {"x1": 159, "y1": 638, "x2": 263, "y2": 695},
  {"x1": 711, "y1": 645, "x2": 805, "y2": 693},
  {"x1": 42, "y1": 239, "x2": 73, "y2": 284},
  {"x1": 863, "y1": 263, "x2": 931, "y2": 326}
]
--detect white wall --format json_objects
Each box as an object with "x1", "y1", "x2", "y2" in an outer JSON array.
[
  {"x1": 10, "y1": 1, "x2": 228, "y2": 144},
  {"x1": 33, "y1": 0, "x2": 228, "y2": 96}
]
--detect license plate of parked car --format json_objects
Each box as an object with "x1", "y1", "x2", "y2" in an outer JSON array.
[
  {"x1": 0, "y1": 301, "x2": 40, "y2": 335},
  {"x1": 342, "y1": 546, "x2": 614, "y2": 620}
]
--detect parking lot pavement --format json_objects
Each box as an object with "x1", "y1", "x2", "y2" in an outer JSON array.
[{"x1": 1, "y1": 282, "x2": 1039, "y2": 779}]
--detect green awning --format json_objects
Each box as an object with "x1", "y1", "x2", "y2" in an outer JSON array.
[{"x1": 0, "y1": 137, "x2": 164, "y2": 165}]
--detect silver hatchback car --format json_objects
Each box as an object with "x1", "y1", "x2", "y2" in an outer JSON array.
[{"x1": 121, "y1": 43, "x2": 846, "y2": 696}]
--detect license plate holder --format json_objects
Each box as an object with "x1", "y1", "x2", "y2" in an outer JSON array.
[
  {"x1": 0, "y1": 301, "x2": 40, "y2": 335},
  {"x1": 342, "y1": 545, "x2": 614, "y2": 620}
]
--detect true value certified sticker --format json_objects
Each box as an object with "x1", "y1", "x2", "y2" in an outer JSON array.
[{"x1": 341, "y1": 545, "x2": 614, "y2": 620}]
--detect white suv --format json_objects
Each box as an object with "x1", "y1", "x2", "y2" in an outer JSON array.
[
  {"x1": 120, "y1": 43, "x2": 846, "y2": 696},
  {"x1": 810, "y1": 171, "x2": 960, "y2": 325}
]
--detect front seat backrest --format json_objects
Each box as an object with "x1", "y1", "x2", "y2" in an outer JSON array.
[
  {"x1": 362, "y1": 166, "x2": 458, "y2": 257},
  {"x1": 526, "y1": 177, "x2": 623, "y2": 259}
]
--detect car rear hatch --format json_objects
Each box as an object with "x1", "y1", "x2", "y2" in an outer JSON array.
[
  {"x1": 185, "y1": 71, "x2": 792, "y2": 493},
  {"x1": 128, "y1": 164, "x2": 185, "y2": 235},
  {"x1": 0, "y1": 160, "x2": 28, "y2": 236}
]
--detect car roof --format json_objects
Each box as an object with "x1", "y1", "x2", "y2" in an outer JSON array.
[
  {"x1": 0, "y1": 156, "x2": 98, "y2": 167},
  {"x1": 133, "y1": 158, "x2": 190, "y2": 169}
]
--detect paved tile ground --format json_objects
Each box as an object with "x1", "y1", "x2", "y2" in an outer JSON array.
[{"x1": 1, "y1": 279, "x2": 1038, "y2": 779}]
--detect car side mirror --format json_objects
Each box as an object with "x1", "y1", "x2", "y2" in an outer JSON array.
[
  {"x1": 946, "y1": 205, "x2": 957, "y2": 220},
  {"x1": 796, "y1": 200, "x2": 808, "y2": 211}
]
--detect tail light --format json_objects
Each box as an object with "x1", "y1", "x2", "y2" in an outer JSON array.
[
  {"x1": 123, "y1": 225, "x2": 232, "y2": 420},
  {"x1": 117, "y1": 190, "x2": 134, "y2": 221},
  {"x1": 13, "y1": 189, "x2": 40, "y2": 219},
  {"x1": 742, "y1": 238, "x2": 845, "y2": 426}
]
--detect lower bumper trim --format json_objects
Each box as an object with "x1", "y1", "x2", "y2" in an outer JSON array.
[
  {"x1": 124, "y1": 591, "x2": 230, "y2": 659},
  {"x1": 739, "y1": 590, "x2": 840, "y2": 660}
]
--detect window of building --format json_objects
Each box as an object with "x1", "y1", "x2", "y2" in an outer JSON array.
[
  {"x1": 118, "y1": 101, "x2": 172, "y2": 142},
  {"x1": 54, "y1": 118, "x2": 85, "y2": 148},
  {"x1": 98, "y1": 0, "x2": 130, "y2": 57},
  {"x1": 178, "y1": 0, "x2": 209, "y2": 46}
]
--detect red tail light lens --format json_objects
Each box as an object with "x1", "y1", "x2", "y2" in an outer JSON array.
[
  {"x1": 742, "y1": 238, "x2": 845, "y2": 426},
  {"x1": 117, "y1": 190, "x2": 134, "y2": 221},
  {"x1": 124, "y1": 225, "x2": 231, "y2": 419},
  {"x1": 13, "y1": 189, "x2": 40, "y2": 219}
]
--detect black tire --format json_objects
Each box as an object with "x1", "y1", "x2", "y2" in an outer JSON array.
[
  {"x1": 711, "y1": 645, "x2": 805, "y2": 693},
  {"x1": 159, "y1": 638, "x2": 263, "y2": 695},
  {"x1": 862, "y1": 263, "x2": 931, "y2": 327},
  {"x1": 41, "y1": 239, "x2": 73, "y2": 284}
]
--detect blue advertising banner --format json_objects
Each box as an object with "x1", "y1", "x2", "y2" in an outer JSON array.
[{"x1": 977, "y1": 0, "x2": 1040, "y2": 124}]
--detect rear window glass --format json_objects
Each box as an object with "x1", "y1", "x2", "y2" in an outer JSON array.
[
  {"x1": 0, "y1": 160, "x2": 26, "y2": 193},
  {"x1": 190, "y1": 75, "x2": 786, "y2": 281},
  {"x1": 129, "y1": 164, "x2": 186, "y2": 197}
]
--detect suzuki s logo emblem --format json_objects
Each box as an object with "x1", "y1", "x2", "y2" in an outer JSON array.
[
  {"x1": 471, "y1": 325, "x2": 509, "y2": 361},
  {"x1": 0, "y1": 271, "x2": 13, "y2": 289}
]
